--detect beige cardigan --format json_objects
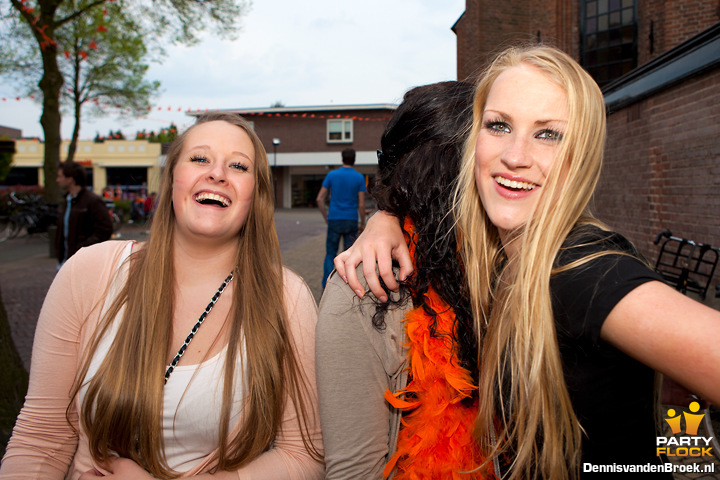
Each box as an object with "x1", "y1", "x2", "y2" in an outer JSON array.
[{"x1": 316, "y1": 267, "x2": 411, "y2": 479}]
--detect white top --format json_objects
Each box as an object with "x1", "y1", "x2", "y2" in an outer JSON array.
[
  {"x1": 79, "y1": 242, "x2": 246, "y2": 472},
  {"x1": 162, "y1": 345, "x2": 245, "y2": 470}
]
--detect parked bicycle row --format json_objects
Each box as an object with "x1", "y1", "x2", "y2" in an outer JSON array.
[
  {"x1": 653, "y1": 229, "x2": 720, "y2": 460},
  {"x1": 0, "y1": 188, "x2": 148, "y2": 243},
  {"x1": 0, "y1": 191, "x2": 59, "y2": 242}
]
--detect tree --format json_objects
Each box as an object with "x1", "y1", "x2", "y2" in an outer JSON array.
[
  {"x1": 2, "y1": 0, "x2": 249, "y2": 201},
  {"x1": 0, "y1": 137, "x2": 14, "y2": 182},
  {"x1": 4, "y1": 2, "x2": 161, "y2": 165},
  {"x1": 59, "y1": 2, "x2": 160, "y2": 164}
]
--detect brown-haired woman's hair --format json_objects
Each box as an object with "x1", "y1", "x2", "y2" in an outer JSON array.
[
  {"x1": 71, "y1": 112, "x2": 320, "y2": 478},
  {"x1": 454, "y1": 45, "x2": 607, "y2": 480}
]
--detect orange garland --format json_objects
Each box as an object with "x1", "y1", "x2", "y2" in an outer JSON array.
[{"x1": 383, "y1": 220, "x2": 494, "y2": 480}]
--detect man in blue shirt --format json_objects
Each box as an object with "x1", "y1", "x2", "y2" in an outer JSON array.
[{"x1": 316, "y1": 148, "x2": 366, "y2": 288}]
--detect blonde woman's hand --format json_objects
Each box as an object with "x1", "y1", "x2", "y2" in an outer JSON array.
[{"x1": 334, "y1": 210, "x2": 412, "y2": 302}]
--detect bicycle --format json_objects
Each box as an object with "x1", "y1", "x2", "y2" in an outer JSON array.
[
  {"x1": 0, "y1": 213, "x2": 14, "y2": 242},
  {"x1": 653, "y1": 229, "x2": 720, "y2": 460},
  {"x1": 0, "y1": 192, "x2": 58, "y2": 242}
]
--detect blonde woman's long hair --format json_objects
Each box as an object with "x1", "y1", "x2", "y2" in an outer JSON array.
[
  {"x1": 454, "y1": 45, "x2": 607, "y2": 480},
  {"x1": 72, "y1": 112, "x2": 320, "y2": 478}
]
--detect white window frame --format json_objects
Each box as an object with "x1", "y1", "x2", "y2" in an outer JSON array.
[{"x1": 326, "y1": 119, "x2": 353, "y2": 143}]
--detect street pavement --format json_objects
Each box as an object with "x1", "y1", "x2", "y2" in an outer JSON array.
[{"x1": 1, "y1": 208, "x2": 719, "y2": 479}]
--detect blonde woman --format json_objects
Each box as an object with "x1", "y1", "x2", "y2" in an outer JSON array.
[
  {"x1": 335, "y1": 45, "x2": 720, "y2": 479},
  {"x1": 1, "y1": 112, "x2": 323, "y2": 479}
]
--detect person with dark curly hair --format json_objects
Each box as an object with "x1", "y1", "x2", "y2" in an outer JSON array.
[{"x1": 316, "y1": 81, "x2": 495, "y2": 479}]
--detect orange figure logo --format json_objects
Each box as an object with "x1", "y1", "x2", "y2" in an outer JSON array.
[{"x1": 664, "y1": 401, "x2": 705, "y2": 436}]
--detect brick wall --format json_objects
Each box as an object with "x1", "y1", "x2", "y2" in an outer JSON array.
[
  {"x1": 456, "y1": 0, "x2": 578, "y2": 80},
  {"x1": 0, "y1": 126, "x2": 22, "y2": 140},
  {"x1": 248, "y1": 109, "x2": 391, "y2": 154},
  {"x1": 637, "y1": 0, "x2": 719, "y2": 65},
  {"x1": 456, "y1": 0, "x2": 719, "y2": 80},
  {"x1": 594, "y1": 68, "x2": 720, "y2": 260}
]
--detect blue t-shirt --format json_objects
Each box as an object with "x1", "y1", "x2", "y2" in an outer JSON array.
[{"x1": 322, "y1": 166, "x2": 366, "y2": 221}]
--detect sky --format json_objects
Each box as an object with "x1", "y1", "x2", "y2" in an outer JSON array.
[{"x1": 0, "y1": 0, "x2": 465, "y2": 141}]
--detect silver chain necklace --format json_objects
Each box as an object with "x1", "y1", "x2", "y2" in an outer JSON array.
[{"x1": 164, "y1": 272, "x2": 234, "y2": 384}]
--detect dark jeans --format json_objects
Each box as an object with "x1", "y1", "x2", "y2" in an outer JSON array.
[{"x1": 323, "y1": 219, "x2": 358, "y2": 288}]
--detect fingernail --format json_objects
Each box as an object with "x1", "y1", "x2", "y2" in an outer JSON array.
[
  {"x1": 354, "y1": 289, "x2": 363, "y2": 298},
  {"x1": 342, "y1": 276, "x2": 348, "y2": 284},
  {"x1": 380, "y1": 295, "x2": 388, "y2": 303}
]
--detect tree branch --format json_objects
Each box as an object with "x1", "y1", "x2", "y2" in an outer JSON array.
[{"x1": 55, "y1": 0, "x2": 106, "y2": 28}]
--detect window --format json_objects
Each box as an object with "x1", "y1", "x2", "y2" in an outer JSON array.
[
  {"x1": 327, "y1": 119, "x2": 353, "y2": 143},
  {"x1": 581, "y1": 0, "x2": 637, "y2": 86}
]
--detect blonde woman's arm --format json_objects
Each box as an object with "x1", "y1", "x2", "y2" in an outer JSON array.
[
  {"x1": 333, "y1": 210, "x2": 412, "y2": 302},
  {"x1": 602, "y1": 280, "x2": 720, "y2": 405}
]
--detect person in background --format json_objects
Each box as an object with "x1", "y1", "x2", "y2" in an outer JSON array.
[
  {"x1": 144, "y1": 191, "x2": 157, "y2": 222},
  {"x1": 129, "y1": 192, "x2": 146, "y2": 224},
  {"x1": 316, "y1": 148, "x2": 366, "y2": 288},
  {"x1": 1, "y1": 112, "x2": 323, "y2": 479},
  {"x1": 316, "y1": 81, "x2": 496, "y2": 479},
  {"x1": 55, "y1": 161, "x2": 113, "y2": 266},
  {"x1": 334, "y1": 45, "x2": 720, "y2": 479}
]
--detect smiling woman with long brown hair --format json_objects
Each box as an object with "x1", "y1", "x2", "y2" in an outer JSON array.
[{"x1": 1, "y1": 112, "x2": 323, "y2": 479}]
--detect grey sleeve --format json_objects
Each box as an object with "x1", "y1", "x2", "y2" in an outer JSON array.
[{"x1": 316, "y1": 268, "x2": 406, "y2": 480}]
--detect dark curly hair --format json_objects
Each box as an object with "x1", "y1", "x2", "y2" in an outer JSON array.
[{"x1": 372, "y1": 80, "x2": 477, "y2": 379}]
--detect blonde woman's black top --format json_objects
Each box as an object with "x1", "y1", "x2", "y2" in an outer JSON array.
[{"x1": 551, "y1": 224, "x2": 673, "y2": 478}]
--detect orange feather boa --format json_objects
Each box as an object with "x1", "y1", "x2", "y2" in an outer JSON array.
[{"x1": 383, "y1": 220, "x2": 494, "y2": 479}]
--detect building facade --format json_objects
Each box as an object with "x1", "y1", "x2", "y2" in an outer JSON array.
[
  {"x1": 192, "y1": 105, "x2": 395, "y2": 209},
  {"x1": 8, "y1": 138, "x2": 162, "y2": 198},
  {"x1": 4, "y1": 104, "x2": 395, "y2": 209},
  {"x1": 453, "y1": 0, "x2": 720, "y2": 262}
]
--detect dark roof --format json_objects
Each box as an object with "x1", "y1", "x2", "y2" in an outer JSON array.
[{"x1": 603, "y1": 22, "x2": 720, "y2": 111}]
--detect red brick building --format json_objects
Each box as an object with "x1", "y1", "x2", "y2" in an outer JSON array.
[
  {"x1": 193, "y1": 105, "x2": 395, "y2": 208},
  {"x1": 0, "y1": 126, "x2": 22, "y2": 140},
  {"x1": 453, "y1": 1, "x2": 720, "y2": 266}
]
